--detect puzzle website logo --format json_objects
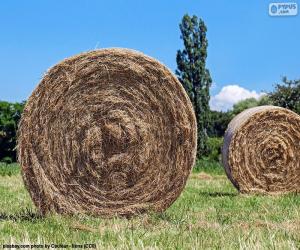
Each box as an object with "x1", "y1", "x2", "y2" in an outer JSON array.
[{"x1": 269, "y1": 2, "x2": 298, "y2": 16}]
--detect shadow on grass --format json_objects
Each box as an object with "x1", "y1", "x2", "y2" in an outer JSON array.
[
  {"x1": 0, "y1": 208, "x2": 42, "y2": 222},
  {"x1": 198, "y1": 191, "x2": 237, "y2": 197}
]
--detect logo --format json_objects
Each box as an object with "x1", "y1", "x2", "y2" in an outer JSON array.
[{"x1": 269, "y1": 2, "x2": 298, "y2": 16}]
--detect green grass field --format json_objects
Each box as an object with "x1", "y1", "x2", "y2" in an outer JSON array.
[{"x1": 0, "y1": 162, "x2": 299, "y2": 249}]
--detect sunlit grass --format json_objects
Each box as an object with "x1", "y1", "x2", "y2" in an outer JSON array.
[{"x1": 0, "y1": 163, "x2": 299, "y2": 249}]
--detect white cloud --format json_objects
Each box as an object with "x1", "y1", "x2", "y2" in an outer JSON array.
[{"x1": 210, "y1": 85, "x2": 265, "y2": 111}]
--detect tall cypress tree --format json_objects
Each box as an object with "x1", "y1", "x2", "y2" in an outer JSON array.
[{"x1": 176, "y1": 14, "x2": 212, "y2": 157}]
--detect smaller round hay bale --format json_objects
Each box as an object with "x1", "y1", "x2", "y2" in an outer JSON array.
[
  {"x1": 222, "y1": 106, "x2": 300, "y2": 194},
  {"x1": 18, "y1": 48, "x2": 197, "y2": 216}
]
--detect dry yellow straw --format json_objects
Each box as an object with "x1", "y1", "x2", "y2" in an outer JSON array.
[
  {"x1": 222, "y1": 106, "x2": 300, "y2": 194},
  {"x1": 18, "y1": 48, "x2": 197, "y2": 216}
]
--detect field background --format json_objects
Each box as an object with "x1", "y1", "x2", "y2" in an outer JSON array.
[{"x1": 0, "y1": 162, "x2": 299, "y2": 249}]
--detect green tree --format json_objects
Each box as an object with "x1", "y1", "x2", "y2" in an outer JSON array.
[
  {"x1": 0, "y1": 101, "x2": 25, "y2": 162},
  {"x1": 207, "y1": 111, "x2": 231, "y2": 138},
  {"x1": 176, "y1": 14, "x2": 212, "y2": 157},
  {"x1": 208, "y1": 96, "x2": 272, "y2": 138},
  {"x1": 269, "y1": 77, "x2": 300, "y2": 114},
  {"x1": 231, "y1": 98, "x2": 258, "y2": 116},
  {"x1": 230, "y1": 96, "x2": 272, "y2": 117}
]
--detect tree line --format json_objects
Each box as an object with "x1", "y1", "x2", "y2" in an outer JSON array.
[
  {"x1": 176, "y1": 14, "x2": 300, "y2": 160},
  {"x1": 0, "y1": 14, "x2": 299, "y2": 163},
  {"x1": 0, "y1": 101, "x2": 25, "y2": 162}
]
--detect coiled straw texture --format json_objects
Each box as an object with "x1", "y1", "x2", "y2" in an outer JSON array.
[
  {"x1": 18, "y1": 48, "x2": 197, "y2": 216},
  {"x1": 222, "y1": 106, "x2": 300, "y2": 194}
]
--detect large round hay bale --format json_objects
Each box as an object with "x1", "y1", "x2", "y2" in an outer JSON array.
[
  {"x1": 18, "y1": 48, "x2": 197, "y2": 216},
  {"x1": 222, "y1": 106, "x2": 300, "y2": 194}
]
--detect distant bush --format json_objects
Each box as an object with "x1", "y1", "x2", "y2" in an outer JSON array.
[
  {"x1": 231, "y1": 96, "x2": 272, "y2": 117},
  {"x1": 206, "y1": 137, "x2": 223, "y2": 162},
  {"x1": 0, "y1": 162, "x2": 20, "y2": 176},
  {"x1": 193, "y1": 158, "x2": 224, "y2": 175},
  {"x1": 0, "y1": 101, "x2": 25, "y2": 162},
  {"x1": 194, "y1": 137, "x2": 224, "y2": 174},
  {"x1": 208, "y1": 111, "x2": 231, "y2": 138}
]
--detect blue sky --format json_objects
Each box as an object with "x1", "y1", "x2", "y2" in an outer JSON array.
[{"x1": 1, "y1": 0, "x2": 299, "y2": 110}]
